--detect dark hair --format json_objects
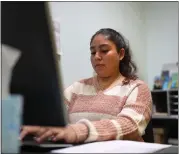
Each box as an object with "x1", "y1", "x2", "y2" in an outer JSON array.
[{"x1": 90, "y1": 28, "x2": 138, "y2": 84}]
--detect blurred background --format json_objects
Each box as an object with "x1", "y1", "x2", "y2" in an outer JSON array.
[{"x1": 49, "y1": 1, "x2": 178, "y2": 145}]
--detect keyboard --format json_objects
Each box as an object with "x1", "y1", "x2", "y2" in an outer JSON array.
[
  {"x1": 21, "y1": 135, "x2": 73, "y2": 152},
  {"x1": 21, "y1": 140, "x2": 73, "y2": 148}
]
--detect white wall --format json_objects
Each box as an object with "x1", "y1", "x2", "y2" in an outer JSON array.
[
  {"x1": 143, "y1": 2, "x2": 178, "y2": 89},
  {"x1": 49, "y1": 2, "x2": 147, "y2": 88},
  {"x1": 49, "y1": 2, "x2": 178, "y2": 89}
]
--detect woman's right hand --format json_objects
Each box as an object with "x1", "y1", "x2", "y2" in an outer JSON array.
[{"x1": 19, "y1": 125, "x2": 49, "y2": 141}]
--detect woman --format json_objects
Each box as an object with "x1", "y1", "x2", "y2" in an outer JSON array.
[{"x1": 20, "y1": 28, "x2": 152, "y2": 144}]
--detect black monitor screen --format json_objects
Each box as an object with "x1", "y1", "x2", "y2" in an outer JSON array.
[{"x1": 1, "y1": 2, "x2": 67, "y2": 126}]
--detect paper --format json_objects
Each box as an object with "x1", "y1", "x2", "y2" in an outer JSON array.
[
  {"x1": 52, "y1": 140, "x2": 171, "y2": 153},
  {"x1": 2, "y1": 44, "x2": 21, "y2": 99}
]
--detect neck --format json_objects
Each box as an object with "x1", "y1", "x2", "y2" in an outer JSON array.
[{"x1": 97, "y1": 72, "x2": 122, "y2": 90}]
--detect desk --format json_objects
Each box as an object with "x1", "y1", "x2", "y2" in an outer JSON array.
[
  {"x1": 21, "y1": 146, "x2": 178, "y2": 154},
  {"x1": 20, "y1": 141, "x2": 178, "y2": 154},
  {"x1": 155, "y1": 146, "x2": 178, "y2": 153}
]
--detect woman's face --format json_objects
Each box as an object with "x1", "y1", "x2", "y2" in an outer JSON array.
[{"x1": 90, "y1": 34, "x2": 124, "y2": 78}]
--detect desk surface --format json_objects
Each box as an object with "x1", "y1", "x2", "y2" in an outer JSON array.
[
  {"x1": 155, "y1": 146, "x2": 178, "y2": 153},
  {"x1": 21, "y1": 144, "x2": 178, "y2": 154},
  {"x1": 21, "y1": 146, "x2": 178, "y2": 154}
]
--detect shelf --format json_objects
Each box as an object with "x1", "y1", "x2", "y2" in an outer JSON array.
[
  {"x1": 151, "y1": 89, "x2": 178, "y2": 93},
  {"x1": 151, "y1": 85, "x2": 178, "y2": 145},
  {"x1": 170, "y1": 109, "x2": 178, "y2": 112},
  {"x1": 152, "y1": 114, "x2": 178, "y2": 119},
  {"x1": 152, "y1": 90, "x2": 167, "y2": 93},
  {"x1": 170, "y1": 95, "x2": 178, "y2": 99},
  {"x1": 171, "y1": 102, "x2": 178, "y2": 105}
]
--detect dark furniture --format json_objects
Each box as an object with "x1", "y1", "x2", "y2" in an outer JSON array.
[{"x1": 143, "y1": 120, "x2": 154, "y2": 143}]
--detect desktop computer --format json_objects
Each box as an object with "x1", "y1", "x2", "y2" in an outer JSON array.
[{"x1": 2, "y1": 1, "x2": 72, "y2": 151}]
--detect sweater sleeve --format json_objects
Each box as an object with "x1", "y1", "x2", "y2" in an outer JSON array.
[{"x1": 70, "y1": 82, "x2": 152, "y2": 143}]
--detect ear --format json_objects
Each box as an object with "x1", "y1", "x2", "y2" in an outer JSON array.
[{"x1": 118, "y1": 48, "x2": 125, "y2": 61}]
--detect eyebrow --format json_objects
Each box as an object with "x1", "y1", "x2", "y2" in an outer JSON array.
[{"x1": 90, "y1": 44, "x2": 110, "y2": 50}]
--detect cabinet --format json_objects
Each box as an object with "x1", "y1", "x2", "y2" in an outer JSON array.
[
  {"x1": 152, "y1": 89, "x2": 178, "y2": 116},
  {"x1": 151, "y1": 89, "x2": 178, "y2": 145}
]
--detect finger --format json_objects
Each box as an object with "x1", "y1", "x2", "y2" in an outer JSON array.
[
  {"x1": 52, "y1": 131, "x2": 65, "y2": 142},
  {"x1": 19, "y1": 126, "x2": 40, "y2": 140},
  {"x1": 19, "y1": 130, "x2": 28, "y2": 140},
  {"x1": 20, "y1": 126, "x2": 27, "y2": 132},
  {"x1": 36, "y1": 130, "x2": 54, "y2": 143},
  {"x1": 35, "y1": 127, "x2": 48, "y2": 137}
]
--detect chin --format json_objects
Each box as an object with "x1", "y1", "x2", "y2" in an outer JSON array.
[{"x1": 96, "y1": 72, "x2": 109, "y2": 78}]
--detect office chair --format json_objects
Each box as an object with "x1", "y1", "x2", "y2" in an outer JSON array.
[{"x1": 142, "y1": 120, "x2": 154, "y2": 143}]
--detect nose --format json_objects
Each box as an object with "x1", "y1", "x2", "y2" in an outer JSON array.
[{"x1": 94, "y1": 51, "x2": 102, "y2": 61}]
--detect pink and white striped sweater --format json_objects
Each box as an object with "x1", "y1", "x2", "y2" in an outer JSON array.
[{"x1": 64, "y1": 77, "x2": 152, "y2": 143}]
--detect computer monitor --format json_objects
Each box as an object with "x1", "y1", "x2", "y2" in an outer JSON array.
[{"x1": 1, "y1": 2, "x2": 68, "y2": 127}]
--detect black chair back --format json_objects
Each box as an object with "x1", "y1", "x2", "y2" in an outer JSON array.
[{"x1": 142, "y1": 120, "x2": 154, "y2": 143}]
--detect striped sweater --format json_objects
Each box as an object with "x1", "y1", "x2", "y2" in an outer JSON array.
[{"x1": 64, "y1": 76, "x2": 152, "y2": 143}]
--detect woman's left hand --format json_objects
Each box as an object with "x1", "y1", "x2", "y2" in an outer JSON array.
[{"x1": 35, "y1": 126, "x2": 77, "y2": 143}]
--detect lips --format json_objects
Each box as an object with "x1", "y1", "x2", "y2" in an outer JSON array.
[
  {"x1": 95, "y1": 64, "x2": 105, "y2": 68},
  {"x1": 96, "y1": 64, "x2": 104, "y2": 66}
]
